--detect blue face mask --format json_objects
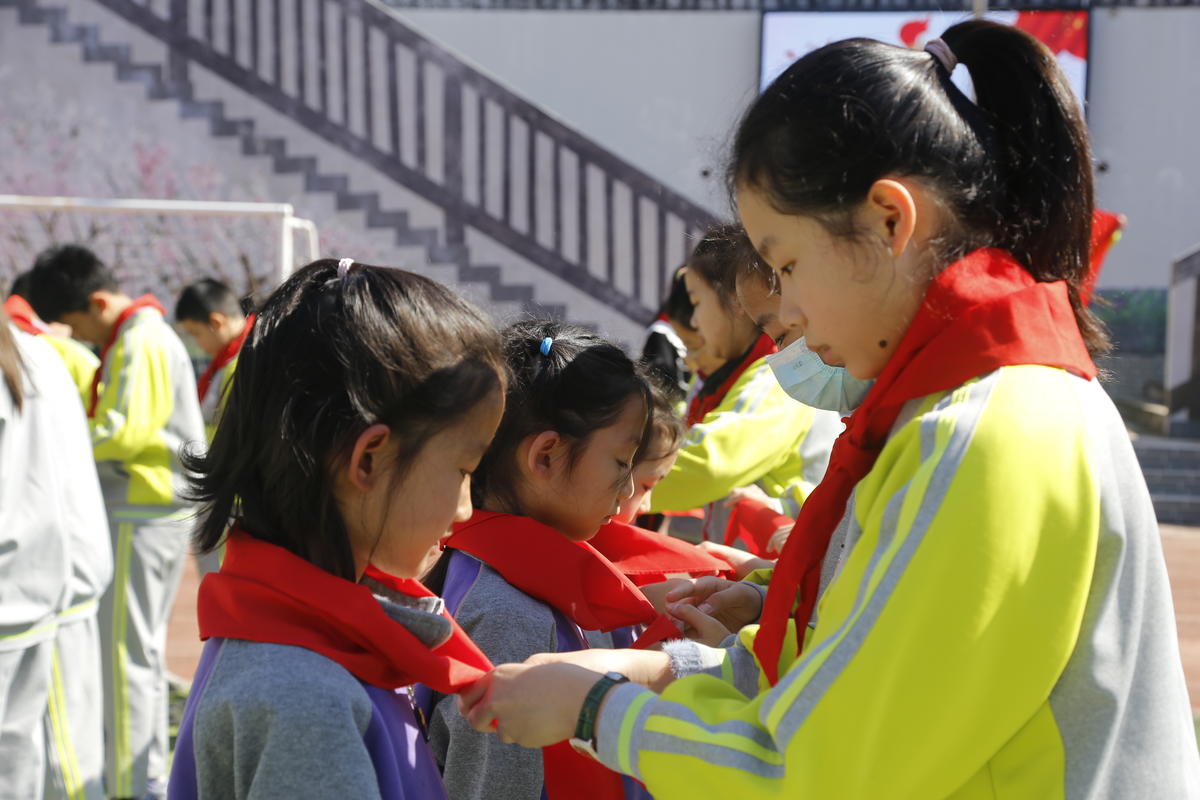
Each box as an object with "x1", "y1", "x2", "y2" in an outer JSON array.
[{"x1": 764, "y1": 337, "x2": 874, "y2": 416}]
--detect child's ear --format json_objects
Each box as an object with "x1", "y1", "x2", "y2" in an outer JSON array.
[
  {"x1": 88, "y1": 291, "x2": 109, "y2": 315},
  {"x1": 864, "y1": 178, "x2": 918, "y2": 258},
  {"x1": 524, "y1": 430, "x2": 564, "y2": 481},
  {"x1": 346, "y1": 423, "x2": 392, "y2": 492},
  {"x1": 208, "y1": 311, "x2": 227, "y2": 331}
]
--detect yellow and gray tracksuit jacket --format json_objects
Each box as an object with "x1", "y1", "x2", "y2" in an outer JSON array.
[
  {"x1": 200, "y1": 353, "x2": 241, "y2": 442},
  {"x1": 597, "y1": 366, "x2": 1200, "y2": 798},
  {"x1": 650, "y1": 357, "x2": 842, "y2": 524},
  {"x1": 44, "y1": 334, "x2": 100, "y2": 410},
  {"x1": 92, "y1": 308, "x2": 205, "y2": 512}
]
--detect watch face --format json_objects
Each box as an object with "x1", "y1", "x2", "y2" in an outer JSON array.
[{"x1": 569, "y1": 736, "x2": 601, "y2": 760}]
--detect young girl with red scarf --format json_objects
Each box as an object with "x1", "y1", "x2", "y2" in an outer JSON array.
[
  {"x1": 648, "y1": 225, "x2": 842, "y2": 541},
  {"x1": 423, "y1": 321, "x2": 686, "y2": 800},
  {"x1": 589, "y1": 376, "x2": 735, "y2": 593},
  {"x1": 167, "y1": 258, "x2": 506, "y2": 800},
  {"x1": 457, "y1": 21, "x2": 1200, "y2": 798}
]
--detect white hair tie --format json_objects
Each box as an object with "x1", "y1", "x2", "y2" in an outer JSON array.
[
  {"x1": 337, "y1": 257, "x2": 354, "y2": 278},
  {"x1": 925, "y1": 38, "x2": 957, "y2": 74}
]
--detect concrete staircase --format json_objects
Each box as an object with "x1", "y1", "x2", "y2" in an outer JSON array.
[
  {"x1": 1133, "y1": 436, "x2": 1200, "y2": 526},
  {"x1": 1, "y1": 0, "x2": 573, "y2": 323},
  {"x1": 2, "y1": 0, "x2": 717, "y2": 343}
]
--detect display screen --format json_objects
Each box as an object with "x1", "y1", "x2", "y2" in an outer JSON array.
[{"x1": 760, "y1": 10, "x2": 1089, "y2": 107}]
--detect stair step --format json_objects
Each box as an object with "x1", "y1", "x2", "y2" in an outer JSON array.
[
  {"x1": 1134, "y1": 440, "x2": 1200, "y2": 471},
  {"x1": 1152, "y1": 494, "x2": 1200, "y2": 526},
  {"x1": 1142, "y1": 469, "x2": 1200, "y2": 497},
  {"x1": 9, "y1": 0, "x2": 610, "y2": 330}
]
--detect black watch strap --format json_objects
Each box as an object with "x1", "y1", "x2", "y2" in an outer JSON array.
[{"x1": 574, "y1": 671, "x2": 629, "y2": 745}]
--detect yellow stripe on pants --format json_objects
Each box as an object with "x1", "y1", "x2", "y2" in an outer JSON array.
[
  {"x1": 111, "y1": 522, "x2": 133, "y2": 798},
  {"x1": 47, "y1": 645, "x2": 85, "y2": 800}
]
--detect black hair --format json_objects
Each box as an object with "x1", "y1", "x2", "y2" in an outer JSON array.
[
  {"x1": 637, "y1": 372, "x2": 685, "y2": 464},
  {"x1": 472, "y1": 319, "x2": 650, "y2": 512},
  {"x1": 175, "y1": 279, "x2": 247, "y2": 323},
  {"x1": 26, "y1": 245, "x2": 119, "y2": 323},
  {"x1": 732, "y1": 20, "x2": 1107, "y2": 356},
  {"x1": 687, "y1": 223, "x2": 758, "y2": 313},
  {"x1": 661, "y1": 266, "x2": 695, "y2": 330},
  {"x1": 184, "y1": 259, "x2": 505, "y2": 581},
  {"x1": 734, "y1": 237, "x2": 777, "y2": 295},
  {"x1": 0, "y1": 308, "x2": 23, "y2": 411},
  {"x1": 8, "y1": 271, "x2": 33, "y2": 300}
]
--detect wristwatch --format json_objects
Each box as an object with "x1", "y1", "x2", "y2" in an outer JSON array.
[{"x1": 568, "y1": 671, "x2": 629, "y2": 759}]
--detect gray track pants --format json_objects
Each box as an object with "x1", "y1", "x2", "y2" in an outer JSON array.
[
  {"x1": 100, "y1": 511, "x2": 189, "y2": 799},
  {"x1": 44, "y1": 606, "x2": 104, "y2": 800},
  {"x1": 0, "y1": 638, "x2": 52, "y2": 800}
]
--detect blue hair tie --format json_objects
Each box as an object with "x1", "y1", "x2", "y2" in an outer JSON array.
[{"x1": 539, "y1": 337, "x2": 554, "y2": 356}]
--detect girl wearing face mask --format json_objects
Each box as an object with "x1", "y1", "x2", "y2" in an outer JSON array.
[
  {"x1": 457, "y1": 23, "x2": 1198, "y2": 798},
  {"x1": 647, "y1": 225, "x2": 843, "y2": 540}
]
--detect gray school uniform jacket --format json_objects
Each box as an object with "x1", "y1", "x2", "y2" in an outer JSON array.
[{"x1": 0, "y1": 329, "x2": 108, "y2": 649}]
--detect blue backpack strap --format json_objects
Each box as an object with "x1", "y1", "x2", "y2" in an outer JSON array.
[{"x1": 413, "y1": 550, "x2": 484, "y2": 725}]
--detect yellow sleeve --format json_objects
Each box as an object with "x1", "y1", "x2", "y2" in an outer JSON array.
[
  {"x1": 91, "y1": 326, "x2": 175, "y2": 464},
  {"x1": 44, "y1": 335, "x2": 98, "y2": 410},
  {"x1": 650, "y1": 362, "x2": 817, "y2": 513},
  {"x1": 600, "y1": 368, "x2": 1099, "y2": 798}
]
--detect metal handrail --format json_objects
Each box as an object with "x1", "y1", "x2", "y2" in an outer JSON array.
[{"x1": 91, "y1": 0, "x2": 716, "y2": 323}]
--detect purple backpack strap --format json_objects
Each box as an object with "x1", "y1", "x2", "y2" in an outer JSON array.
[{"x1": 413, "y1": 551, "x2": 482, "y2": 723}]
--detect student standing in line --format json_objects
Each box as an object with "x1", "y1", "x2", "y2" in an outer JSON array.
[
  {"x1": 425, "y1": 320, "x2": 677, "y2": 800},
  {"x1": 461, "y1": 22, "x2": 1200, "y2": 798},
  {"x1": 175, "y1": 279, "x2": 255, "y2": 577},
  {"x1": 6, "y1": 273, "x2": 100, "y2": 408},
  {"x1": 589, "y1": 376, "x2": 734, "y2": 590},
  {"x1": 168, "y1": 259, "x2": 506, "y2": 799},
  {"x1": 0, "y1": 309, "x2": 109, "y2": 800},
  {"x1": 28, "y1": 246, "x2": 205, "y2": 800},
  {"x1": 649, "y1": 225, "x2": 842, "y2": 539},
  {"x1": 174, "y1": 279, "x2": 253, "y2": 442}
]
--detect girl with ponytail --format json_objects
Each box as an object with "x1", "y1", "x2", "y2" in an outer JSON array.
[{"x1": 456, "y1": 21, "x2": 1200, "y2": 798}]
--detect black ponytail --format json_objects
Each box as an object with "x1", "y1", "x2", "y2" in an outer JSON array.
[
  {"x1": 942, "y1": 20, "x2": 1106, "y2": 354},
  {"x1": 732, "y1": 20, "x2": 1108, "y2": 356}
]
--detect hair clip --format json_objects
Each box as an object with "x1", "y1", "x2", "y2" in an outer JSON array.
[
  {"x1": 539, "y1": 337, "x2": 554, "y2": 356},
  {"x1": 924, "y1": 39, "x2": 957, "y2": 74},
  {"x1": 337, "y1": 258, "x2": 354, "y2": 278}
]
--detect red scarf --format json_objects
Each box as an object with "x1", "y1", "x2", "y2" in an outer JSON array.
[
  {"x1": 196, "y1": 314, "x2": 255, "y2": 403},
  {"x1": 199, "y1": 530, "x2": 492, "y2": 693},
  {"x1": 448, "y1": 511, "x2": 679, "y2": 800},
  {"x1": 1083, "y1": 209, "x2": 1124, "y2": 306},
  {"x1": 88, "y1": 295, "x2": 166, "y2": 418},
  {"x1": 755, "y1": 249, "x2": 1097, "y2": 685},
  {"x1": 447, "y1": 511, "x2": 678, "y2": 637},
  {"x1": 589, "y1": 521, "x2": 734, "y2": 586},
  {"x1": 724, "y1": 498, "x2": 794, "y2": 557},
  {"x1": 685, "y1": 334, "x2": 776, "y2": 426},
  {"x1": 3, "y1": 295, "x2": 44, "y2": 336}
]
